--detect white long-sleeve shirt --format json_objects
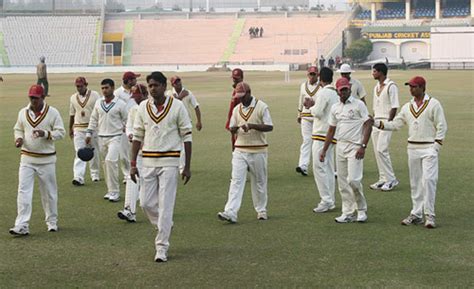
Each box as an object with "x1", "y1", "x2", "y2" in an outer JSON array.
[
  {"x1": 377, "y1": 94, "x2": 447, "y2": 149},
  {"x1": 14, "y1": 103, "x2": 65, "y2": 164},
  {"x1": 133, "y1": 97, "x2": 192, "y2": 167},
  {"x1": 87, "y1": 96, "x2": 128, "y2": 137},
  {"x1": 310, "y1": 84, "x2": 339, "y2": 141},
  {"x1": 69, "y1": 89, "x2": 100, "y2": 132},
  {"x1": 298, "y1": 80, "x2": 320, "y2": 121}
]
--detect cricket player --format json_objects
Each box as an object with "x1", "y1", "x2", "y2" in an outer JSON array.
[
  {"x1": 36, "y1": 56, "x2": 49, "y2": 96},
  {"x1": 320, "y1": 78, "x2": 373, "y2": 223},
  {"x1": 117, "y1": 84, "x2": 148, "y2": 223},
  {"x1": 296, "y1": 66, "x2": 320, "y2": 176},
  {"x1": 115, "y1": 71, "x2": 141, "y2": 184},
  {"x1": 303, "y1": 67, "x2": 339, "y2": 213},
  {"x1": 168, "y1": 75, "x2": 203, "y2": 170},
  {"x1": 86, "y1": 79, "x2": 128, "y2": 202},
  {"x1": 130, "y1": 71, "x2": 192, "y2": 262},
  {"x1": 226, "y1": 68, "x2": 244, "y2": 150},
  {"x1": 69, "y1": 77, "x2": 100, "y2": 186},
  {"x1": 370, "y1": 63, "x2": 400, "y2": 191},
  {"x1": 10, "y1": 84, "x2": 65, "y2": 235},
  {"x1": 373, "y1": 76, "x2": 447, "y2": 228},
  {"x1": 217, "y1": 82, "x2": 273, "y2": 223}
]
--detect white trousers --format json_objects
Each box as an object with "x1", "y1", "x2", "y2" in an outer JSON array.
[
  {"x1": 336, "y1": 143, "x2": 367, "y2": 215},
  {"x1": 312, "y1": 141, "x2": 335, "y2": 206},
  {"x1": 99, "y1": 135, "x2": 121, "y2": 194},
  {"x1": 119, "y1": 134, "x2": 131, "y2": 180},
  {"x1": 371, "y1": 127, "x2": 396, "y2": 182},
  {"x1": 298, "y1": 119, "x2": 313, "y2": 171},
  {"x1": 408, "y1": 147, "x2": 439, "y2": 217},
  {"x1": 124, "y1": 154, "x2": 142, "y2": 214},
  {"x1": 15, "y1": 162, "x2": 58, "y2": 228},
  {"x1": 73, "y1": 130, "x2": 100, "y2": 182},
  {"x1": 223, "y1": 151, "x2": 268, "y2": 220},
  {"x1": 140, "y1": 166, "x2": 178, "y2": 251}
]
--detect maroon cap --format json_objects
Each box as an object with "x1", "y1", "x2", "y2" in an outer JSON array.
[
  {"x1": 75, "y1": 76, "x2": 88, "y2": 86},
  {"x1": 123, "y1": 71, "x2": 141, "y2": 81},
  {"x1": 232, "y1": 68, "x2": 244, "y2": 79},
  {"x1": 405, "y1": 76, "x2": 426, "y2": 87},
  {"x1": 131, "y1": 84, "x2": 148, "y2": 97},
  {"x1": 335, "y1": 77, "x2": 351, "y2": 92},
  {"x1": 170, "y1": 75, "x2": 181, "y2": 85},
  {"x1": 307, "y1": 66, "x2": 318, "y2": 73},
  {"x1": 28, "y1": 84, "x2": 44, "y2": 98}
]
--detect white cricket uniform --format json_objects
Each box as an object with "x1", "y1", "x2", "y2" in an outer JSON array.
[
  {"x1": 372, "y1": 78, "x2": 399, "y2": 183},
  {"x1": 114, "y1": 86, "x2": 135, "y2": 180},
  {"x1": 69, "y1": 89, "x2": 101, "y2": 183},
  {"x1": 376, "y1": 94, "x2": 447, "y2": 217},
  {"x1": 168, "y1": 87, "x2": 200, "y2": 169},
  {"x1": 123, "y1": 103, "x2": 142, "y2": 214},
  {"x1": 297, "y1": 80, "x2": 320, "y2": 171},
  {"x1": 222, "y1": 97, "x2": 273, "y2": 221},
  {"x1": 349, "y1": 78, "x2": 367, "y2": 101},
  {"x1": 87, "y1": 97, "x2": 128, "y2": 195},
  {"x1": 310, "y1": 85, "x2": 339, "y2": 207},
  {"x1": 133, "y1": 97, "x2": 192, "y2": 254},
  {"x1": 13, "y1": 103, "x2": 65, "y2": 230},
  {"x1": 328, "y1": 96, "x2": 369, "y2": 216}
]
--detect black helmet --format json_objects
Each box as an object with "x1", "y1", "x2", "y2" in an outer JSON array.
[{"x1": 77, "y1": 147, "x2": 94, "y2": 162}]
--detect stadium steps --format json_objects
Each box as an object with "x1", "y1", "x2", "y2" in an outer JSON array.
[
  {"x1": 0, "y1": 33, "x2": 10, "y2": 66},
  {"x1": 92, "y1": 19, "x2": 102, "y2": 65},
  {"x1": 122, "y1": 20, "x2": 134, "y2": 65},
  {"x1": 220, "y1": 18, "x2": 246, "y2": 63}
]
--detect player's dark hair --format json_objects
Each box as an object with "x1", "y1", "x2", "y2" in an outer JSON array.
[
  {"x1": 319, "y1": 67, "x2": 333, "y2": 83},
  {"x1": 146, "y1": 71, "x2": 167, "y2": 85},
  {"x1": 101, "y1": 78, "x2": 115, "y2": 87},
  {"x1": 373, "y1": 63, "x2": 388, "y2": 76}
]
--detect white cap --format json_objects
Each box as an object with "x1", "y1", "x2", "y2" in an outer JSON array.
[{"x1": 337, "y1": 63, "x2": 354, "y2": 74}]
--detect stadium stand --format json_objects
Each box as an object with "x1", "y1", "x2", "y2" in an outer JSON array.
[
  {"x1": 414, "y1": 1, "x2": 435, "y2": 18},
  {"x1": 130, "y1": 18, "x2": 236, "y2": 64},
  {"x1": 443, "y1": 0, "x2": 470, "y2": 17},
  {"x1": 376, "y1": 2, "x2": 405, "y2": 19},
  {"x1": 3, "y1": 16, "x2": 99, "y2": 66},
  {"x1": 229, "y1": 15, "x2": 345, "y2": 64},
  {"x1": 356, "y1": 9, "x2": 371, "y2": 20}
]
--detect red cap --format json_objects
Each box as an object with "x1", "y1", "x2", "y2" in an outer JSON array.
[
  {"x1": 335, "y1": 77, "x2": 351, "y2": 92},
  {"x1": 28, "y1": 84, "x2": 44, "y2": 98},
  {"x1": 307, "y1": 66, "x2": 318, "y2": 73},
  {"x1": 131, "y1": 84, "x2": 148, "y2": 97},
  {"x1": 405, "y1": 76, "x2": 426, "y2": 87},
  {"x1": 75, "y1": 76, "x2": 88, "y2": 86},
  {"x1": 232, "y1": 68, "x2": 244, "y2": 79},
  {"x1": 170, "y1": 75, "x2": 181, "y2": 85},
  {"x1": 123, "y1": 71, "x2": 141, "y2": 81}
]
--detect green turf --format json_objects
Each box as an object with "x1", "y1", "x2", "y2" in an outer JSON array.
[
  {"x1": 220, "y1": 18, "x2": 246, "y2": 63},
  {"x1": 0, "y1": 70, "x2": 473, "y2": 288}
]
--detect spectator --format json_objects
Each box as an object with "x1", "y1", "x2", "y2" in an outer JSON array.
[
  {"x1": 328, "y1": 57, "x2": 335, "y2": 70},
  {"x1": 260, "y1": 27, "x2": 264, "y2": 37},
  {"x1": 319, "y1": 55, "x2": 326, "y2": 68},
  {"x1": 37, "y1": 56, "x2": 49, "y2": 96},
  {"x1": 335, "y1": 55, "x2": 341, "y2": 69},
  {"x1": 255, "y1": 27, "x2": 260, "y2": 37}
]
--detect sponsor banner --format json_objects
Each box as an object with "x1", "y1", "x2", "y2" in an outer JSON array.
[{"x1": 363, "y1": 32, "x2": 430, "y2": 39}]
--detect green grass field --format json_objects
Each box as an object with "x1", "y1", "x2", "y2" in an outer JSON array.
[{"x1": 0, "y1": 70, "x2": 473, "y2": 288}]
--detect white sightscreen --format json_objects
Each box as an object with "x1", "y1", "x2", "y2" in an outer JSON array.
[{"x1": 431, "y1": 27, "x2": 474, "y2": 61}]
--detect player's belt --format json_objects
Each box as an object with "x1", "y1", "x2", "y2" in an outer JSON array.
[
  {"x1": 312, "y1": 135, "x2": 337, "y2": 144},
  {"x1": 142, "y1": 151, "x2": 181, "y2": 158},
  {"x1": 234, "y1": 144, "x2": 268, "y2": 149},
  {"x1": 74, "y1": 123, "x2": 89, "y2": 128},
  {"x1": 408, "y1": 141, "x2": 434, "y2": 145},
  {"x1": 21, "y1": 150, "x2": 56, "y2": 157},
  {"x1": 300, "y1": 113, "x2": 312, "y2": 118}
]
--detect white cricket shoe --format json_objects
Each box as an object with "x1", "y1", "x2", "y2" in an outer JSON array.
[
  {"x1": 356, "y1": 211, "x2": 368, "y2": 223},
  {"x1": 369, "y1": 180, "x2": 385, "y2": 190},
  {"x1": 257, "y1": 212, "x2": 268, "y2": 220},
  {"x1": 335, "y1": 214, "x2": 355, "y2": 223},
  {"x1": 217, "y1": 212, "x2": 237, "y2": 223},
  {"x1": 9, "y1": 225, "x2": 29, "y2": 236},
  {"x1": 108, "y1": 192, "x2": 120, "y2": 202},
  {"x1": 155, "y1": 248, "x2": 168, "y2": 262},
  {"x1": 401, "y1": 214, "x2": 423, "y2": 226},
  {"x1": 313, "y1": 203, "x2": 336, "y2": 213},
  {"x1": 381, "y1": 179, "x2": 399, "y2": 191},
  {"x1": 103, "y1": 192, "x2": 111, "y2": 200},
  {"x1": 47, "y1": 223, "x2": 58, "y2": 232},
  {"x1": 117, "y1": 209, "x2": 136, "y2": 222},
  {"x1": 424, "y1": 215, "x2": 436, "y2": 229}
]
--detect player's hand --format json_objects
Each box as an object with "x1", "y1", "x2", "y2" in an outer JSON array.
[
  {"x1": 85, "y1": 136, "x2": 91, "y2": 145},
  {"x1": 33, "y1": 130, "x2": 45, "y2": 138},
  {"x1": 303, "y1": 98, "x2": 315, "y2": 109},
  {"x1": 297, "y1": 117, "x2": 301, "y2": 124},
  {"x1": 128, "y1": 134, "x2": 133, "y2": 142},
  {"x1": 196, "y1": 121, "x2": 202, "y2": 131},
  {"x1": 356, "y1": 147, "x2": 366, "y2": 160},
  {"x1": 181, "y1": 167, "x2": 191, "y2": 185},
  {"x1": 241, "y1": 124, "x2": 250, "y2": 132},
  {"x1": 15, "y1": 138, "x2": 23, "y2": 148},
  {"x1": 130, "y1": 167, "x2": 139, "y2": 183},
  {"x1": 319, "y1": 150, "x2": 326, "y2": 162}
]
